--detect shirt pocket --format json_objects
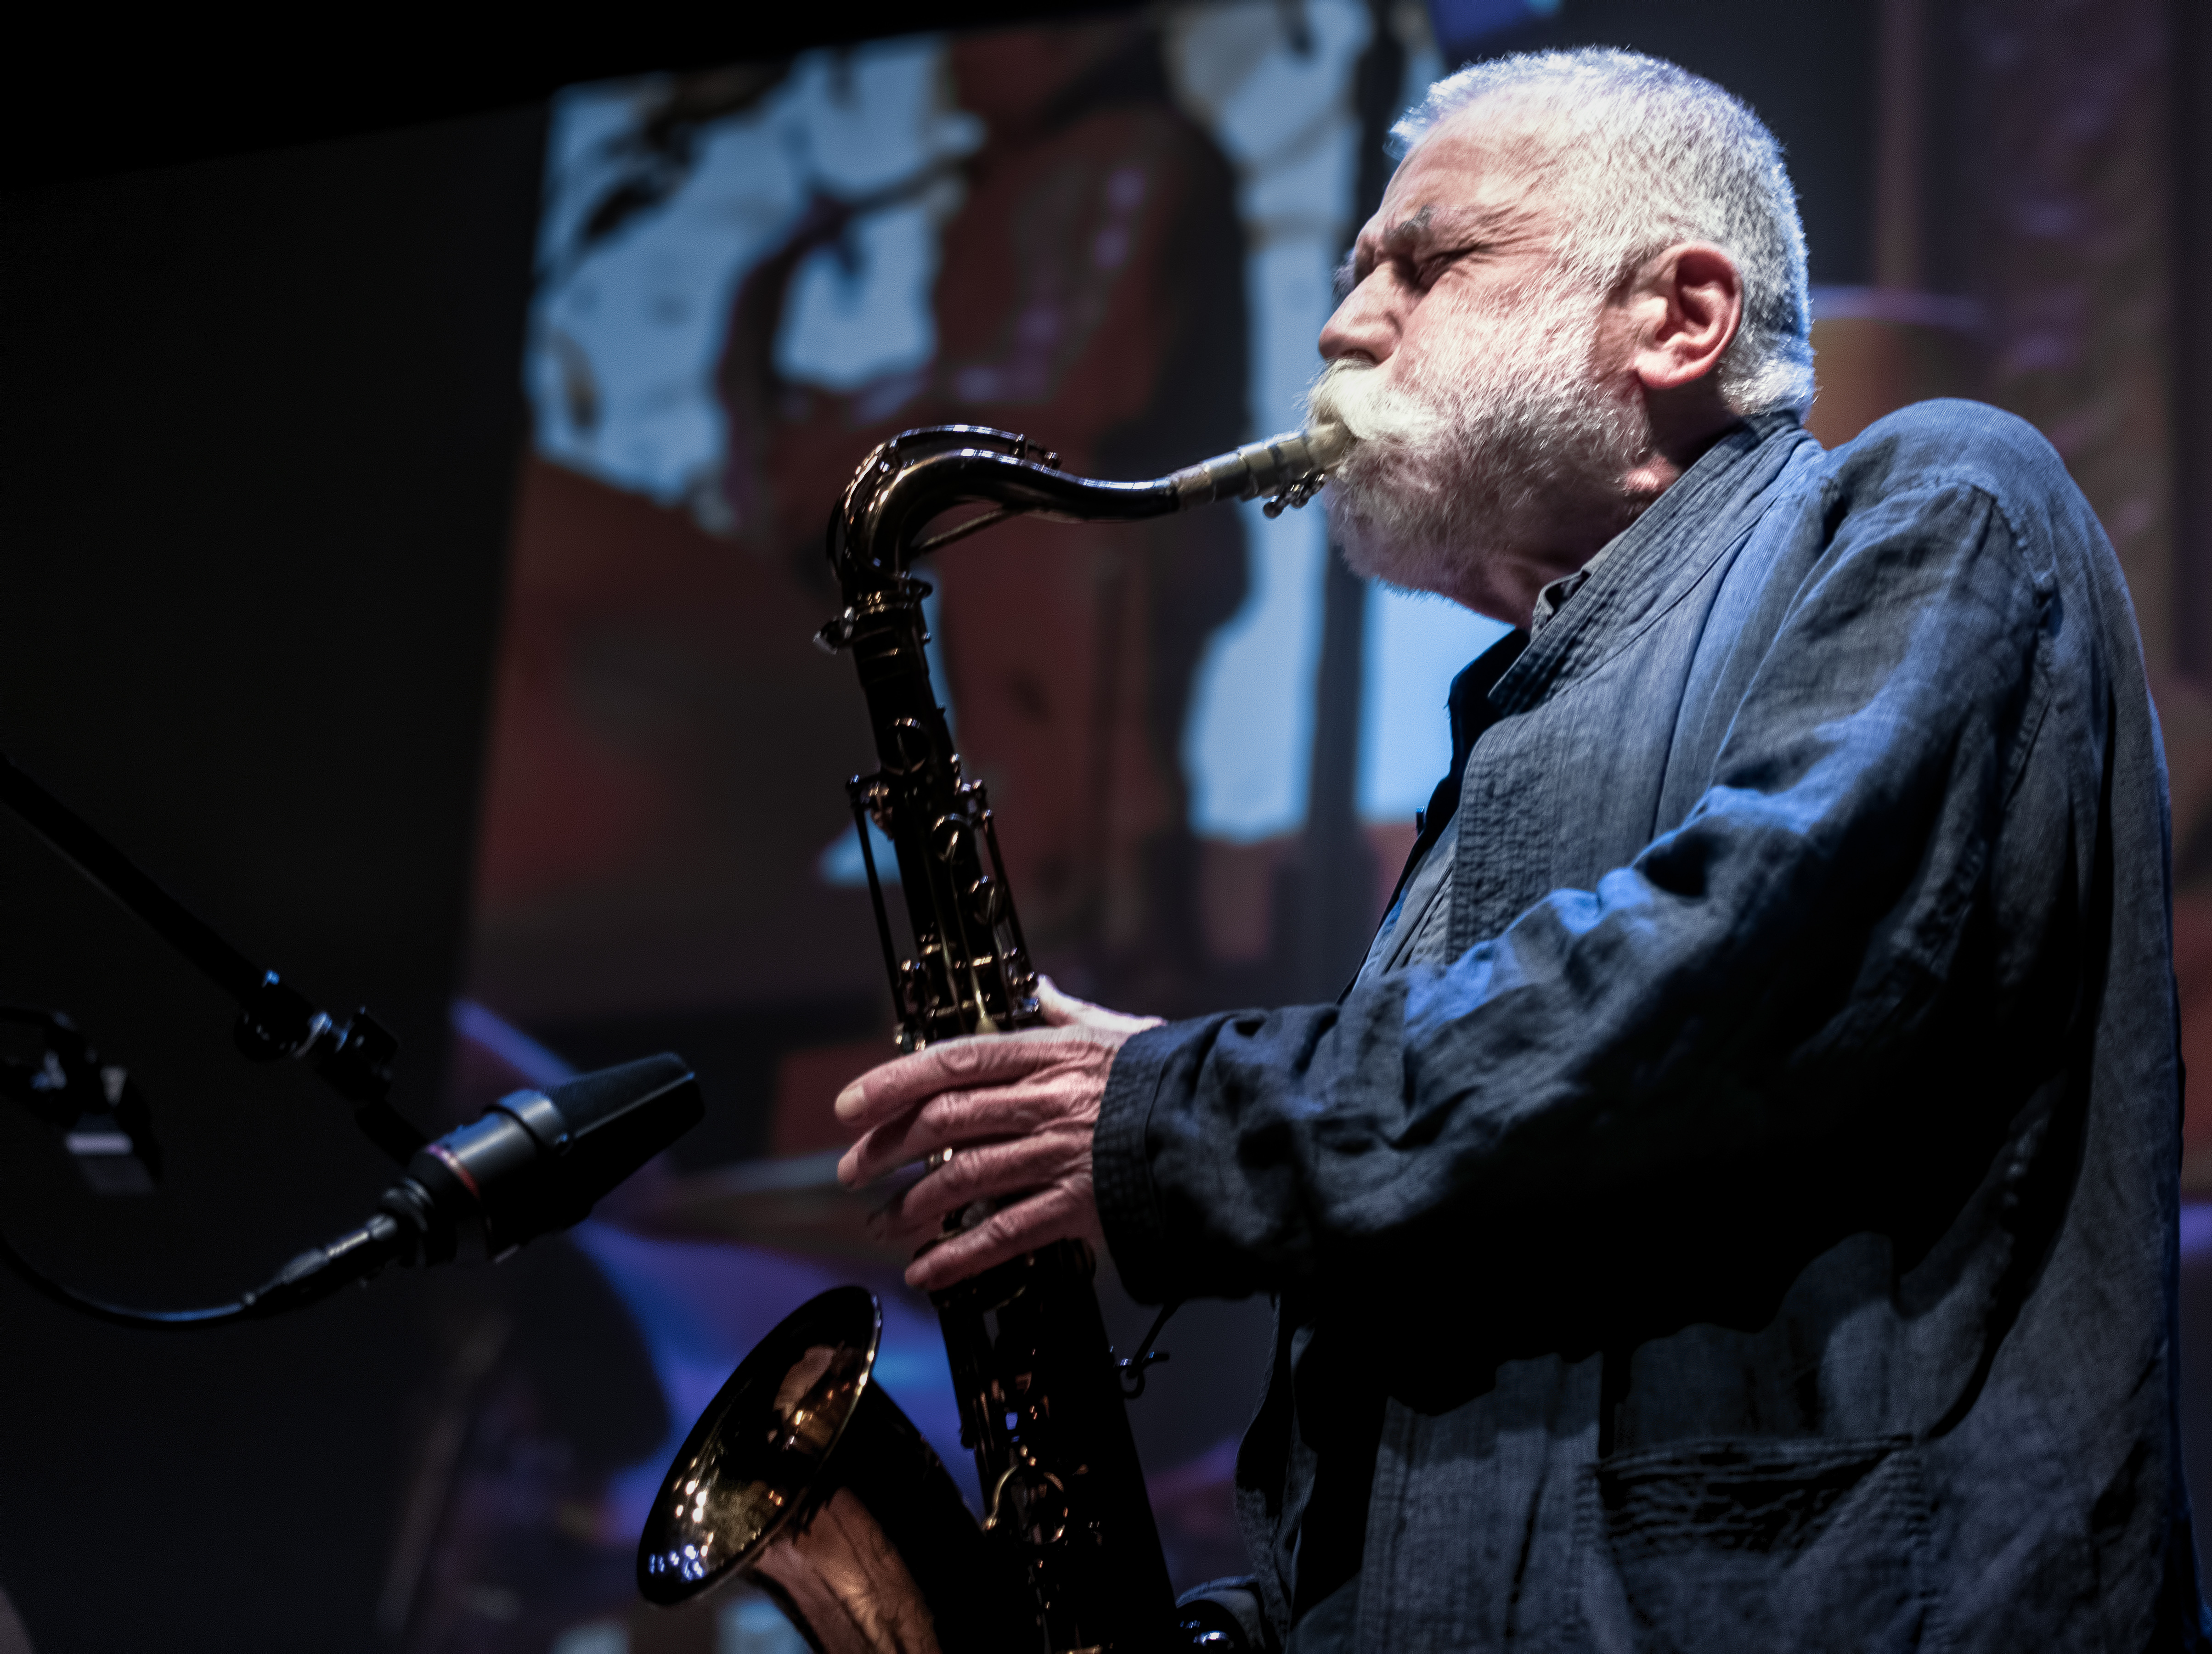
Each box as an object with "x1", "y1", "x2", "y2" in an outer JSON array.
[{"x1": 1573, "y1": 1435, "x2": 1941, "y2": 1654}]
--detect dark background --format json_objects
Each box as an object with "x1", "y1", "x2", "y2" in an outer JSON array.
[
  {"x1": 0, "y1": 2, "x2": 2204, "y2": 1649},
  {"x1": 0, "y1": 107, "x2": 545, "y2": 1644}
]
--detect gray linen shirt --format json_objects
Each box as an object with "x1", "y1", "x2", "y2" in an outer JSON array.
[
  {"x1": 1356, "y1": 553, "x2": 1609, "y2": 989},
  {"x1": 1097, "y1": 403, "x2": 2204, "y2": 1651}
]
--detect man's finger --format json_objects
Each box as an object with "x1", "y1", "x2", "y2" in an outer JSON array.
[
  {"x1": 834, "y1": 1029, "x2": 1085, "y2": 1130},
  {"x1": 874, "y1": 1133, "x2": 1080, "y2": 1244},
  {"x1": 837, "y1": 1076, "x2": 1088, "y2": 1188},
  {"x1": 903, "y1": 1185, "x2": 1095, "y2": 1294},
  {"x1": 1035, "y1": 974, "x2": 1162, "y2": 1038},
  {"x1": 1034, "y1": 975, "x2": 1085, "y2": 1027}
]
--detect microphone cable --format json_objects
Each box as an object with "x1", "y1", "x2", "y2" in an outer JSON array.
[{"x1": 0, "y1": 1202, "x2": 407, "y2": 1329}]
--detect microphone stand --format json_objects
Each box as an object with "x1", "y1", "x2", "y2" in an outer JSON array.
[
  {"x1": 0, "y1": 750, "x2": 701, "y2": 1329},
  {"x1": 0, "y1": 750, "x2": 424, "y2": 1164}
]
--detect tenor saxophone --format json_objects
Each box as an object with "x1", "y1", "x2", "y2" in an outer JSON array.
[{"x1": 637, "y1": 422, "x2": 1345, "y2": 1652}]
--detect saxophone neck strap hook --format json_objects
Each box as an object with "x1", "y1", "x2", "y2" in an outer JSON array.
[{"x1": 1116, "y1": 1300, "x2": 1181, "y2": 1399}]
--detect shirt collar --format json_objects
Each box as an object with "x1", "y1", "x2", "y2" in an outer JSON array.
[
  {"x1": 1491, "y1": 412, "x2": 1814, "y2": 714},
  {"x1": 1529, "y1": 538, "x2": 1618, "y2": 634}
]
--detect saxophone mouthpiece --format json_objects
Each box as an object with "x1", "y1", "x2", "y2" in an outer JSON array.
[{"x1": 1168, "y1": 421, "x2": 1349, "y2": 515}]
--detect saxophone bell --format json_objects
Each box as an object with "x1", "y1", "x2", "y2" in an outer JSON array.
[{"x1": 637, "y1": 1285, "x2": 1036, "y2": 1653}]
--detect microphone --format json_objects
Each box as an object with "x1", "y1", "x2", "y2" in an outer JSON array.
[
  {"x1": 382, "y1": 1052, "x2": 702, "y2": 1265},
  {"x1": 225, "y1": 1053, "x2": 705, "y2": 1321}
]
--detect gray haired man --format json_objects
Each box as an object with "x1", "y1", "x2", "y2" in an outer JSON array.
[{"x1": 836, "y1": 48, "x2": 2204, "y2": 1651}]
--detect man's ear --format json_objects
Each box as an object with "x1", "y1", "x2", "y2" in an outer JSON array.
[{"x1": 1629, "y1": 243, "x2": 1744, "y2": 393}]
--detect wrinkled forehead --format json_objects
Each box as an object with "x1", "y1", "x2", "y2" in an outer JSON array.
[
  {"x1": 1352, "y1": 100, "x2": 1563, "y2": 270},
  {"x1": 1392, "y1": 91, "x2": 1565, "y2": 215}
]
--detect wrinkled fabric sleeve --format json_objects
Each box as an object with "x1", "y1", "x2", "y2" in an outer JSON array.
[{"x1": 1096, "y1": 479, "x2": 2055, "y2": 1305}]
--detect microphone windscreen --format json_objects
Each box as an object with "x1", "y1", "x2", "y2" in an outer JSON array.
[
  {"x1": 549, "y1": 1052, "x2": 696, "y2": 1133},
  {"x1": 543, "y1": 1053, "x2": 703, "y2": 1215}
]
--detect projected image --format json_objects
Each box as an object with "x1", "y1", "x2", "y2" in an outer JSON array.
[{"x1": 474, "y1": 2, "x2": 1504, "y2": 1052}]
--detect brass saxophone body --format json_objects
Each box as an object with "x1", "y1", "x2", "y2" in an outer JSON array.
[{"x1": 637, "y1": 422, "x2": 1343, "y2": 1652}]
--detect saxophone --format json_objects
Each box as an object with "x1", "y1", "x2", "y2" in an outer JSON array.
[{"x1": 637, "y1": 422, "x2": 1344, "y2": 1652}]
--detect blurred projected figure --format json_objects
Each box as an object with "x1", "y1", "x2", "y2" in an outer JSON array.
[{"x1": 718, "y1": 20, "x2": 1249, "y2": 1010}]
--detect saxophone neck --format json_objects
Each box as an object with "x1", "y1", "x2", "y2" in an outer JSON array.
[{"x1": 829, "y1": 421, "x2": 1346, "y2": 594}]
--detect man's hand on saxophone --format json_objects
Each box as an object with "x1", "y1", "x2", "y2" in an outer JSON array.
[{"x1": 835, "y1": 978, "x2": 1160, "y2": 1293}]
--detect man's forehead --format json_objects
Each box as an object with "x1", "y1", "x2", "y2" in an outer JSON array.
[
  {"x1": 1362, "y1": 118, "x2": 1546, "y2": 252},
  {"x1": 1367, "y1": 196, "x2": 1522, "y2": 251}
]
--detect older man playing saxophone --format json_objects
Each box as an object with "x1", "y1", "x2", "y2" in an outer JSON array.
[{"x1": 834, "y1": 48, "x2": 2203, "y2": 1653}]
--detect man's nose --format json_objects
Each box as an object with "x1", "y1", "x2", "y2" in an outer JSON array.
[{"x1": 1317, "y1": 270, "x2": 1400, "y2": 366}]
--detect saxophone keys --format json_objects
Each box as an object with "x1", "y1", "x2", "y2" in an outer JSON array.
[
  {"x1": 984, "y1": 1459, "x2": 1071, "y2": 1548},
  {"x1": 967, "y1": 874, "x2": 1005, "y2": 925},
  {"x1": 1261, "y1": 471, "x2": 1326, "y2": 518},
  {"x1": 929, "y1": 813, "x2": 970, "y2": 863}
]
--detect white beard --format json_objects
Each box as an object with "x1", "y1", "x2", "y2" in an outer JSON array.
[{"x1": 1306, "y1": 277, "x2": 1647, "y2": 604}]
